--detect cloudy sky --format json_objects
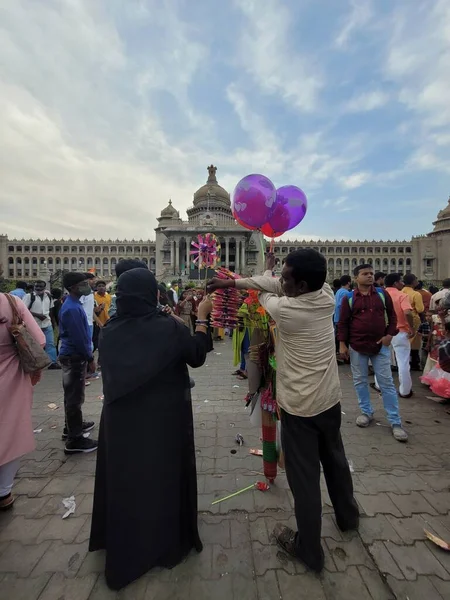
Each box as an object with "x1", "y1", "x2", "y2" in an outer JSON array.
[{"x1": 1, "y1": 0, "x2": 449, "y2": 242}]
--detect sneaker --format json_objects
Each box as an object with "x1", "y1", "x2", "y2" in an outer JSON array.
[
  {"x1": 356, "y1": 414, "x2": 374, "y2": 428},
  {"x1": 392, "y1": 425, "x2": 408, "y2": 443},
  {"x1": 86, "y1": 372, "x2": 100, "y2": 380},
  {"x1": 0, "y1": 493, "x2": 15, "y2": 511},
  {"x1": 48, "y1": 363, "x2": 62, "y2": 370},
  {"x1": 62, "y1": 421, "x2": 95, "y2": 440},
  {"x1": 399, "y1": 391, "x2": 413, "y2": 398},
  {"x1": 64, "y1": 436, "x2": 98, "y2": 454},
  {"x1": 273, "y1": 524, "x2": 324, "y2": 572}
]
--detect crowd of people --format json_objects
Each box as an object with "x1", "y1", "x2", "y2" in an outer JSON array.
[{"x1": 1, "y1": 251, "x2": 449, "y2": 590}]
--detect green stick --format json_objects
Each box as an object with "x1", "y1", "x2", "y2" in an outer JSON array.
[{"x1": 211, "y1": 484, "x2": 255, "y2": 505}]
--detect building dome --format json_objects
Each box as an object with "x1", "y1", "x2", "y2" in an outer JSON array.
[
  {"x1": 193, "y1": 165, "x2": 231, "y2": 208},
  {"x1": 160, "y1": 199, "x2": 179, "y2": 219},
  {"x1": 430, "y1": 196, "x2": 450, "y2": 235}
]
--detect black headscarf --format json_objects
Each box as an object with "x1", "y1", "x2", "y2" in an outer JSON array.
[{"x1": 100, "y1": 269, "x2": 188, "y2": 403}]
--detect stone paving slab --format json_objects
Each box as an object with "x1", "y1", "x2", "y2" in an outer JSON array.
[{"x1": 1, "y1": 339, "x2": 450, "y2": 598}]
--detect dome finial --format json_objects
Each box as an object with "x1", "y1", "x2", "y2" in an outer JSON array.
[{"x1": 207, "y1": 164, "x2": 217, "y2": 183}]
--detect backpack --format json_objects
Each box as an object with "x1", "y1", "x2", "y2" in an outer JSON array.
[
  {"x1": 27, "y1": 291, "x2": 52, "y2": 310},
  {"x1": 348, "y1": 288, "x2": 388, "y2": 325}
]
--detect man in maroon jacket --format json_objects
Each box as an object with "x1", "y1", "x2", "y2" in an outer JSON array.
[{"x1": 338, "y1": 264, "x2": 408, "y2": 442}]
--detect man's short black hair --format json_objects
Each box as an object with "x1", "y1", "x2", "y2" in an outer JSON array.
[
  {"x1": 416, "y1": 280, "x2": 424, "y2": 290},
  {"x1": 333, "y1": 278, "x2": 341, "y2": 289},
  {"x1": 430, "y1": 285, "x2": 439, "y2": 295},
  {"x1": 51, "y1": 288, "x2": 62, "y2": 299},
  {"x1": 340, "y1": 275, "x2": 352, "y2": 286},
  {"x1": 96, "y1": 280, "x2": 106, "y2": 286},
  {"x1": 443, "y1": 278, "x2": 450, "y2": 288},
  {"x1": 354, "y1": 264, "x2": 373, "y2": 276},
  {"x1": 385, "y1": 273, "x2": 402, "y2": 287},
  {"x1": 35, "y1": 280, "x2": 46, "y2": 286},
  {"x1": 115, "y1": 259, "x2": 147, "y2": 277},
  {"x1": 374, "y1": 272, "x2": 386, "y2": 281},
  {"x1": 284, "y1": 249, "x2": 327, "y2": 292},
  {"x1": 16, "y1": 280, "x2": 27, "y2": 290},
  {"x1": 403, "y1": 273, "x2": 417, "y2": 286},
  {"x1": 84, "y1": 272, "x2": 95, "y2": 280}
]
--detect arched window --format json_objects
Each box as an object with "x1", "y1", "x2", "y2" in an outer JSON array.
[
  {"x1": 359, "y1": 247, "x2": 365, "y2": 254},
  {"x1": 103, "y1": 258, "x2": 109, "y2": 265},
  {"x1": 16, "y1": 257, "x2": 22, "y2": 264},
  {"x1": 71, "y1": 246, "x2": 77, "y2": 253}
]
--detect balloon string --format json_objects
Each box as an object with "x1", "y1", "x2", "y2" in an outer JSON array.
[{"x1": 258, "y1": 230, "x2": 266, "y2": 258}]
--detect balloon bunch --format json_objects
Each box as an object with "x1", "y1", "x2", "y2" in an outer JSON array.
[
  {"x1": 190, "y1": 233, "x2": 221, "y2": 269},
  {"x1": 232, "y1": 174, "x2": 307, "y2": 242},
  {"x1": 211, "y1": 267, "x2": 242, "y2": 330}
]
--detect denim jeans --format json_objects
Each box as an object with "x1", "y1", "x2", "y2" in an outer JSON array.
[
  {"x1": 240, "y1": 330, "x2": 250, "y2": 372},
  {"x1": 349, "y1": 345, "x2": 401, "y2": 426},
  {"x1": 42, "y1": 324, "x2": 57, "y2": 364},
  {"x1": 88, "y1": 324, "x2": 94, "y2": 352}
]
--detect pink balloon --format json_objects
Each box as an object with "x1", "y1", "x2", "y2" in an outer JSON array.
[{"x1": 232, "y1": 174, "x2": 277, "y2": 229}]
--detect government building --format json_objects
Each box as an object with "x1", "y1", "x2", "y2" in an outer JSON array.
[{"x1": 1, "y1": 165, "x2": 450, "y2": 286}]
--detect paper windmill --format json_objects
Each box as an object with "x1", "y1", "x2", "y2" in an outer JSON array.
[{"x1": 190, "y1": 233, "x2": 221, "y2": 270}]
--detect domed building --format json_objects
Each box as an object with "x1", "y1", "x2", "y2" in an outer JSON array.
[
  {"x1": 154, "y1": 165, "x2": 263, "y2": 279},
  {"x1": 1, "y1": 170, "x2": 449, "y2": 285}
]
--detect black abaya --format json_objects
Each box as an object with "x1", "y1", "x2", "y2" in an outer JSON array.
[{"x1": 89, "y1": 269, "x2": 208, "y2": 590}]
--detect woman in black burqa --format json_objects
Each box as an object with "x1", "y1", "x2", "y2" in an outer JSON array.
[{"x1": 89, "y1": 268, "x2": 211, "y2": 590}]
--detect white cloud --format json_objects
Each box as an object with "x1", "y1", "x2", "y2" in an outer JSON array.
[
  {"x1": 335, "y1": 0, "x2": 373, "y2": 48},
  {"x1": 344, "y1": 90, "x2": 390, "y2": 113},
  {"x1": 339, "y1": 172, "x2": 371, "y2": 189},
  {"x1": 233, "y1": 0, "x2": 322, "y2": 112}
]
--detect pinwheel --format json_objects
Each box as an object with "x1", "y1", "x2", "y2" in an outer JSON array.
[{"x1": 190, "y1": 233, "x2": 221, "y2": 270}]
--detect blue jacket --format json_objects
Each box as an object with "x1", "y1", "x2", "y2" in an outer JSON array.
[{"x1": 59, "y1": 296, "x2": 93, "y2": 361}]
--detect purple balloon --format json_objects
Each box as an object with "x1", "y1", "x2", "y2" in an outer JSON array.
[
  {"x1": 269, "y1": 185, "x2": 307, "y2": 232},
  {"x1": 232, "y1": 174, "x2": 277, "y2": 229}
]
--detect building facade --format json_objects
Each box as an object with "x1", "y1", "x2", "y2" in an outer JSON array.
[{"x1": 1, "y1": 166, "x2": 450, "y2": 285}]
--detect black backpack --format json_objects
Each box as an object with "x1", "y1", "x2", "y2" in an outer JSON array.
[{"x1": 27, "y1": 291, "x2": 52, "y2": 310}]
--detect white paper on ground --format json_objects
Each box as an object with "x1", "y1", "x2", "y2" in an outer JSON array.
[
  {"x1": 33, "y1": 429, "x2": 42, "y2": 433},
  {"x1": 62, "y1": 496, "x2": 76, "y2": 519}
]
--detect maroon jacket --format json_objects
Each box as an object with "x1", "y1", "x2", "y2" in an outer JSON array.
[{"x1": 338, "y1": 286, "x2": 398, "y2": 355}]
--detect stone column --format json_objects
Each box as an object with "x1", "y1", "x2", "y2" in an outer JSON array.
[
  {"x1": 185, "y1": 240, "x2": 189, "y2": 275},
  {"x1": 175, "y1": 239, "x2": 180, "y2": 272},
  {"x1": 235, "y1": 240, "x2": 240, "y2": 273},
  {"x1": 225, "y1": 238, "x2": 230, "y2": 269},
  {"x1": 170, "y1": 239, "x2": 174, "y2": 274}
]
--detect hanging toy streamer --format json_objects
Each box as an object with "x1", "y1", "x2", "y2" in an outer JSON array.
[
  {"x1": 211, "y1": 267, "x2": 242, "y2": 329},
  {"x1": 190, "y1": 233, "x2": 221, "y2": 270}
]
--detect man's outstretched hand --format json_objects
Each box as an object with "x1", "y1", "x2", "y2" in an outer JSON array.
[
  {"x1": 265, "y1": 252, "x2": 276, "y2": 272},
  {"x1": 206, "y1": 278, "x2": 235, "y2": 293}
]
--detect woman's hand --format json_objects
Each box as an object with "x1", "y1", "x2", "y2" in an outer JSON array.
[{"x1": 198, "y1": 296, "x2": 213, "y2": 320}]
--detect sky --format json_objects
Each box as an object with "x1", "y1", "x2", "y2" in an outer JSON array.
[{"x1": 0, "y1": 0, "x2": 449, "y2": 243}]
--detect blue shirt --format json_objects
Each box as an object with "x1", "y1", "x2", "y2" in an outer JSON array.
[
  {"x1": 334, "y1": 288, "x2": 352, "y2": 324},
  {"x1": 59, "y1": 295, "x2": 93, "y2": 361},
  {"x1": 10, "y1": 288, "x2": 26, "y2": 299}
]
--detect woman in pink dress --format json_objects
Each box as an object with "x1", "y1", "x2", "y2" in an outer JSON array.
[{"x1": 0, "y1": 293, "x2": 45, "y2": 510}]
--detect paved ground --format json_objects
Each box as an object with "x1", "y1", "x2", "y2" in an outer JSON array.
[{"x1": 1, "y1": 339, "x2": 450, "y2": 599}]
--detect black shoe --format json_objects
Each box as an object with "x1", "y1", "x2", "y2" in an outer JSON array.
[
  {"x1": 62, "y1": 421, "x2": 95, "y2": 440},
  {"x1": 189, "y1": 377, "x2": 195, "y2": 389},
  {"x1": 48, "y1": 363, "x2": 62, "y2": 370},
  {"x1": 64, "y1": 437, "x2": 98, "y2": 454},
  {"x1": 399, "y1": 391, "x2": 414, "y2": 398}
]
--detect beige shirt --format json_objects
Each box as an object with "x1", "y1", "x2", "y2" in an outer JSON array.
[{"x1": 236, "y1": 272, "x2": 341, "y2": 417}]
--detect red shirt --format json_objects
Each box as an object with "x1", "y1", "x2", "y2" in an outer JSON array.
[{"x1": 338, "y1": 286, "x2": 398, "y2": 355}]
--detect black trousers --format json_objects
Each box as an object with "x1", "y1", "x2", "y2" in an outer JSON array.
[
  {"x1": 60, "y1": 355, "x2": 87, "y2": 440},
  {"x1": 281, "y1": 402, "x2": 359, "y2": 571},
  {"x1": 410, "y1": 349, "x2": 420, "y2": 369}
]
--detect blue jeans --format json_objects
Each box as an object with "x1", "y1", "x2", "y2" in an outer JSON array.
[
  {"x1": 42, "y1": 325, "x2": 57, "y2": 364},
  {"x1": 240, "y1": 330, "x2": 250, "y2": 372},
  {"x1": 88, "y1": 324, "x2": 94, "y2": 352},
  {"x1": 349, "y1": 345, "x2": 401, "y2": 426}
]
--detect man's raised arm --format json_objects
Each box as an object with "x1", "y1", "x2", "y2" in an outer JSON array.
[{"x1": 207, "y1": 254, "x2": 283, "y2": 296}]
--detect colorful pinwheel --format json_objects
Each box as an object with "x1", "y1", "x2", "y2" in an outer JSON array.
[{"x1": 190, "y1": 233, "x2": 221, "y2": 270}]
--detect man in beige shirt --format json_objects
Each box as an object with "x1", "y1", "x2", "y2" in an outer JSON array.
[{"x1": 208, "y1": 249, "x2": 359, "y2": 573}]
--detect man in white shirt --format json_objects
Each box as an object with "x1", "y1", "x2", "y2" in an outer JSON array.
[
  {"x1": 23, "y1": 280, "x2": 59, "y2": 369},
  {"x1": 430, "y1": 279, "x2": 450, "y2": 312},
  {"x1": 208, "y1": 250, "x2": 358, "y2": 573},
  {"x1": 80, "y1": 273, "x2": 96, "y2": 346}
]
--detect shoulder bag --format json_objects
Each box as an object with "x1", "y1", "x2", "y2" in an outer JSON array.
[{"x1": 3, "y1": 293, "x2": 52, "y2": 373}]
